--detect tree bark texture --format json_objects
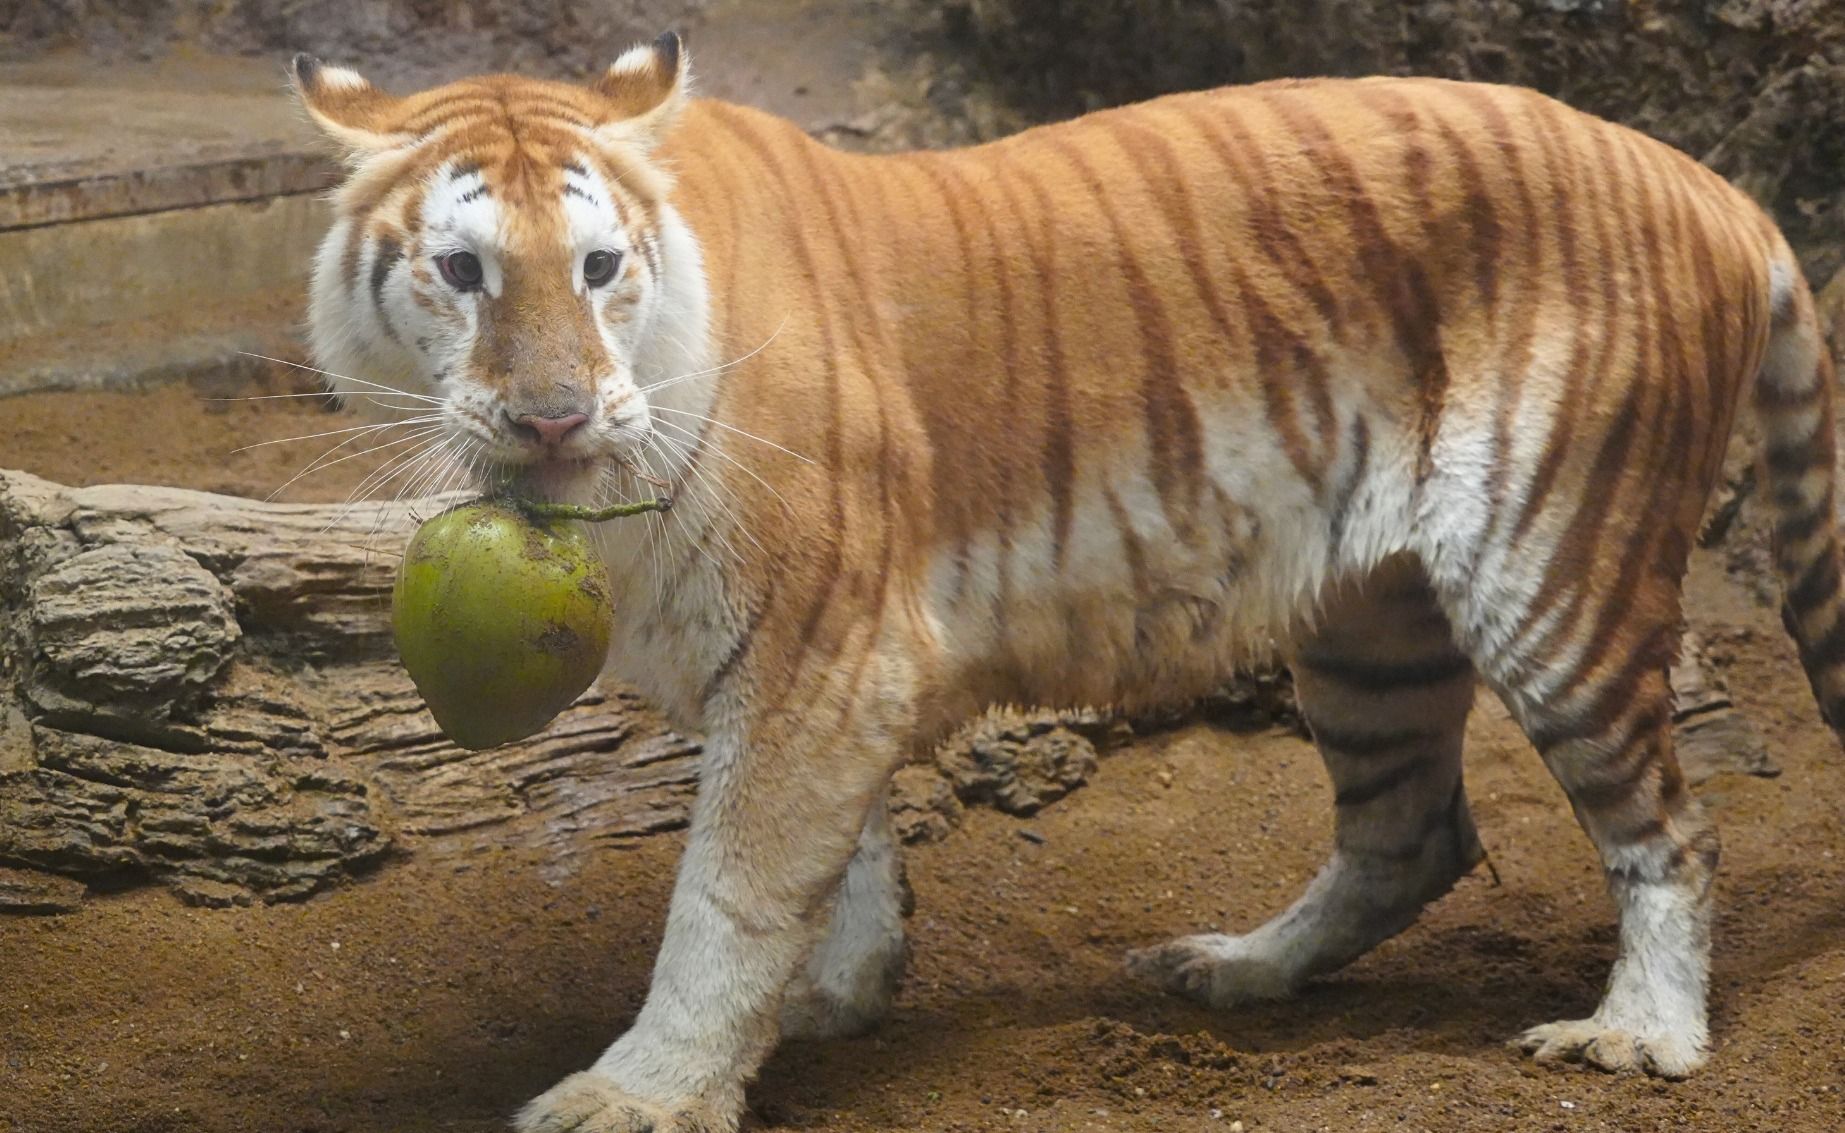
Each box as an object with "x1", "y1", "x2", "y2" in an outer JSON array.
[{"x1": 0, "y1": 469, "x2": 701, "y2": 910}]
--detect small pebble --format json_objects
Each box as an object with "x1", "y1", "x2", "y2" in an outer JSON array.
[{"x1": 1018, "y1": 829, "x2": 1046, "y2": 845}]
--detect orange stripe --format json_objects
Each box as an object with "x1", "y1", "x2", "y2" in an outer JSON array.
[
  {"x1": 997, "y1": 159, "x2": 1080, "y2": 570},
  {"x1": 1048, "y1": 136, "x2": 1206, "y2": 539}
]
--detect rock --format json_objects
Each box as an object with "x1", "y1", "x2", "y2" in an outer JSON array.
[
  {"x1": 891, "y1": 709, "x2": 1124, "y2": 836},
  {"x1": 1133, "y1": 669, "x2": 1302, "y2": 736},
  {"x1": 170, "y1": 877, "x2": 255, "y2": 909},
  {"x1": 0, "y1": 724, "x2": 388, "y2": 901},
  {"x1": 0, "y1": 461, "x2": 1785, "y2": 912},
  {"x1": 0, "y1": 865, "x2": 87, "y2": 914},
  {"x1": 902, "y1": 686, "x2": 1283, "y2": 831},
  {"x1": 889, "y1": 764, "x2": 964, "y2": 845},
  {"x1": 342, "y1": 665, "x2": 702, "y2": 856},
  {"x1": 936, "y1": 710, "x2": 1112, "y2": 817}
]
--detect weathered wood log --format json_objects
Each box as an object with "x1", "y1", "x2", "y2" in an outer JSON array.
[{"x1": 0, "y1": 469, "x2": 702, "y2": 910}]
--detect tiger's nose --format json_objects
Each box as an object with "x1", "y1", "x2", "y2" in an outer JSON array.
[{"x1": 510, "y1": 411, "x2": 590, "y2": 448}]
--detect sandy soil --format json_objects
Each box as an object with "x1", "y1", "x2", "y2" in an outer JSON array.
[
  {"x1": 2, "y1": 385, "x2": 1843, "y2": 1132},
  {"x1": 0, "y1": 381, "x2": 376, "y2": 503}
]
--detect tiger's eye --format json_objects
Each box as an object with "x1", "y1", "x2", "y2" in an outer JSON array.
[
  {"x1": 583, "y1": 249, "x2": 621, "y2": 287},
  {"x1": 438, "y1": 251, "x2": 484, "y2": 290}
]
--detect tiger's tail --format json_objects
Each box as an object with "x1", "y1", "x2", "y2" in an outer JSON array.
[{"x1": 1758, "y1": 254, "x2": 1845, "y2": 737}]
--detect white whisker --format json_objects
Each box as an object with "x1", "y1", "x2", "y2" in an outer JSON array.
[
  {"x1": 356, "y1": 460, "x2": 438, "y2": 569},
  {"x1": 601, "y1": 450, "x2": 673, "y2": 623},
  {"x1": 235, "y1": 350, "x2": 445, "y2": 403},
  {"x1": 648, "y1": 404, "x2": 815, "y2": 464},
  {"x1": 268, "y1": 425, "x2": 447, "y2": 502},
  {"x1": 646, "y1": 437, "x2": 734, "y2": 572},
  {"x1": 650, "y1": 416, "x2": 797, "y2": 517},
  {"x1": 653, "y1": 430, "x2": 760, "y2": 563},
  {"x1": 638, "y1": 315, "x2": 787, "y2": 395},
  {"x1": 327, "y1": 433, "x2": 451, "y2": 530},
  {"x1": 233, "y1": 415, "x2": 443, "y2": 454},
  {"x1": 204, "y1": 391, "x2": 346, "y2": 403},
  {"x1": 355, "y1": 436, "x2": 464, "y2": 563}
]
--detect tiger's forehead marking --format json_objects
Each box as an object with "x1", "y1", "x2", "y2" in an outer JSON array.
[
  {"x1": 423, "y1": 162, "x2": 503, "y2": 258},
  {"x1": 451, "y1": 162, "x2": 489, "y2": 203},
  {"x1": 560, "y1": 160, "x2": 606, "y2": 211},
  {"x1": 324, "y1": 69, "x2": 673, "y2": 239},
  {"x1": 558, "y1": 159, "x2": 637, "y2": 265},
  {"x1": 413, "y1": 136, "x2": 648, "y2": 257}
]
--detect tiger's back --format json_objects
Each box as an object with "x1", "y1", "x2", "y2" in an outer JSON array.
[{"x1": 290, "y1": 50, "x2": 1844, "y2": 1128}]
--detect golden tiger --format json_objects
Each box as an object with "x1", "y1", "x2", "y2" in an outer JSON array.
[{"x1": 291, "y1": 32, "x2": 1843, "y2": 1132}]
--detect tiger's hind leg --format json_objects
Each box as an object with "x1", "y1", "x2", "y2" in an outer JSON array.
[
  {"x1": 779, "y1": 790, "x2": 909, "y2": 1040},
  {"x1": 1499, "y1": 665, "x2": 1715, "y2": 1076},
  {"x1": 1451, "y1": 581, "x2": 1716, "y2": 1078},
  {"x1": 1128, "y1": 555, "x2": 1484, "y2": 1004}
]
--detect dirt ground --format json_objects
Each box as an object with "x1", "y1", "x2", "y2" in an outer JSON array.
[{"x1": 2, "y1": 387, "x2": 1844, "y2": 1132}]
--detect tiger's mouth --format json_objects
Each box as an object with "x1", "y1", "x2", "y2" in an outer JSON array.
[
  {"x1": 478, "y1": 441, "x2": 667, "y2": 510},
  {"x1": 480, "y1": 453, "x2": 604, "y2": 506},
  {"x1": 463, "y1": 398, "x2": 655, "y2": 506}
]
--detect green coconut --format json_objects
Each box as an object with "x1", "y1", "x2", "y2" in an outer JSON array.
[{"x1": 392, "y1": 498, "x2": 649, "y2": 750}]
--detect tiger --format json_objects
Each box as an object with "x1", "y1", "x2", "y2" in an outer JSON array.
[{"x1": 290, "y1": 32, "x2": 1844, "y2": 1132}]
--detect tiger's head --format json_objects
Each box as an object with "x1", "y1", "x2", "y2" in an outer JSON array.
[{"x1": 290, "y1": 33, "x2": 707, "y2": 502}]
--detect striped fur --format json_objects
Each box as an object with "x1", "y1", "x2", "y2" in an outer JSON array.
[{"x1": 293, "y1": 39, "x2": 1845, "y2": 1130}]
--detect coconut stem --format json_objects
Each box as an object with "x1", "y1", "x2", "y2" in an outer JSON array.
[{"x1": 518, "y1": 497, "x2": 673, "y2": 522}]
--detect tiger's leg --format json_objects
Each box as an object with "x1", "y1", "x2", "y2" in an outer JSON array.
[
  {"x1": 516, "y1": 683, "x2": 912, "y2": 1133},
  {"x1": 1446, "y1": 563, "x2": 1716, "y2": 1078},
  {"x1": 1500, "y1": 660, "x2": 1715, "y2": 1077},
  {"x1": 779, "y1": 790, "x2": 909, "y2": 1039},
  {"x1": 1128, "y1": 556, "x2": 1483, "y2": 1004}
]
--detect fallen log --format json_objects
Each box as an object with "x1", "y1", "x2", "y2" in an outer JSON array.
[{"x1": 0, "y1": 469, "x2": 701, "y2": 909}]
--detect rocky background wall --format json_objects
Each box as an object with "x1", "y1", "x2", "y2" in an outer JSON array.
[
  {"x1": 0, "y1": 0, "x2": 707, "y2": 77},
  {"x1": 943, "y1": 0, "x2": 1845, "y2": 282}
]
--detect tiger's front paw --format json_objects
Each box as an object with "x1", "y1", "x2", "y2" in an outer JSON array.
[{"x1": 514, "y1": 1071, "x2": 735, "y2": 1133}]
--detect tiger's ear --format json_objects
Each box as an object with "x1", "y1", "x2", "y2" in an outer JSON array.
[
  {"x1": 589, "y1": 31, "x2": 689, "y2": 151},
  {"x1": 289, "y1": 54, "x2": 408, "y2": 158}
]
